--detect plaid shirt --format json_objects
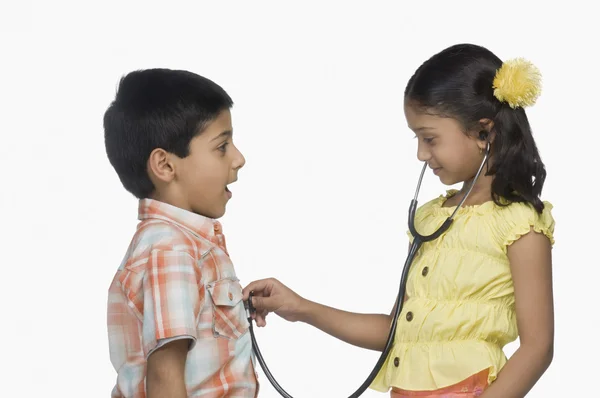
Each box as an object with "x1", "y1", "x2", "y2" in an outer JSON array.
[{"x1": 107, "y1": 199, "x2": 258, "y2": 397}]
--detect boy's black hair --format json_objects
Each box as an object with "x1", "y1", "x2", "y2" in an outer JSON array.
[
  {"x1": 405, "y1": 43, "x2": 546, "y2": 213},
  {"x1": 104, "y1": 68, "x2": 233, "y2": 199}
]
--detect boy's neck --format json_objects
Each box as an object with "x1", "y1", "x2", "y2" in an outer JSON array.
[{"x1": 150, "y1": 189, "x2": 192, "y2": 214}]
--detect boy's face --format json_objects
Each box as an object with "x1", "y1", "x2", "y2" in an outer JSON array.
[{"x1": 172, "y1": 109, "x2": 245, "y2": 218}]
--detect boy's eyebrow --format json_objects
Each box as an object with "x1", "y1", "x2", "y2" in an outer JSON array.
[{"x1": 210, "y1": 130, "x2": 232, "y2": 142}]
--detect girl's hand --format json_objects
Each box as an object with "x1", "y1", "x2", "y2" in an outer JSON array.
[{"x1": 242, "y1": 278, "x2": 306, "y2": 326}]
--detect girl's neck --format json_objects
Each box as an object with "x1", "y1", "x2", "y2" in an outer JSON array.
[{"x1": 447, "y1": 172, "x2": 494, "y2": 207}]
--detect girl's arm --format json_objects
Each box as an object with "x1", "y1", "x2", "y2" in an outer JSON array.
[
  {"x1": 480, "y1": 229, "x2": 554, "y2": 398},
  {"x1": 242, "y1": 278, "x2": 393, "y2": 351}
]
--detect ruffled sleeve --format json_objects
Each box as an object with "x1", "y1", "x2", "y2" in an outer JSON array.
[{"x1": 497, "y1": 201, "x2": 555, "y2": 253}]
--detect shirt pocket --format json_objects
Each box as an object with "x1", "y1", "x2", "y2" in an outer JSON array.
[{"x1": 206, "y1": 277, "x2": 249, "y2": 340}]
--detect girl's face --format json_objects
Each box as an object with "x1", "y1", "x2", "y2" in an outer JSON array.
[{"x1": 404, "y1": 104, "x2": 488, "y2": 186}]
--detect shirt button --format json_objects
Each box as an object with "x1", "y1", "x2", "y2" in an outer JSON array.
[
  {"x1": 406, "y1": 311, "x2": 414, "y2": 322},
  {"x1": 213, "y1": 221, "x2": 222, "y2": 233},
  {"x1": 422, "y1": 266, "x2": 429, "y2": 276},
  {"x1": 393, "y1": 357, "x2": 400, "y2": 367},
  {"x1": 228, "y1": 292, "x2": 234, "y2": 300}
]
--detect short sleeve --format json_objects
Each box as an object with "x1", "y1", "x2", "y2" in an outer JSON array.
[
  {"x1": 500, "y1": 201, "x2": 555, "y2": 252},
  {"x1": 142, "y1": 249, "x2": 203, "y2": 357}
]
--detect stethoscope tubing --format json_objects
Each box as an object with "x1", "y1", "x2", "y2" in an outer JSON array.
[{"x1": 247, "y1": 143, "x2": 491, "y2": 397}]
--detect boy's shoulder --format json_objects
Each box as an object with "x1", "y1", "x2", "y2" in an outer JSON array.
[{"x1": 126, "y1": 217, "x2": 214, "y2": 264}]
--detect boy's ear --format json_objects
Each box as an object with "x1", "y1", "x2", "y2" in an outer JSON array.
[{"x1": 147, "y1": 148, "x2": 176, "y2": 184}]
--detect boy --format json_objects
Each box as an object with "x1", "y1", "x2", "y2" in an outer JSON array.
[{"x1": 105, "y1": 69, "x2": 258, "y2": 398}]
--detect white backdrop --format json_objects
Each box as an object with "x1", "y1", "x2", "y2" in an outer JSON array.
[{"x1": 1, "y1": 1, "x2": 597, "y2": 397}]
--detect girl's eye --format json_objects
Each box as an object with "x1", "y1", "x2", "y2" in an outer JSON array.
[
  {"x1": 413, "y1": 136, "x2": 435, "y2": 144},
  {"x1": 218, "y1": 142, "x2": 229, "y2": 152}
]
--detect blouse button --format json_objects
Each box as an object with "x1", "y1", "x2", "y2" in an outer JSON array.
[
  {"x1": 406, "y1": 311, "x2": 414, "y2": 322},
  {"x1": 422, "y1": 266, "x2": 429, "y2": 276},
  {"x1": 393, "y1": 357, "x2": 400, "y2": 367},
  {"x1": 228, "y1": 292, "x2": 234, "y2": 301}
]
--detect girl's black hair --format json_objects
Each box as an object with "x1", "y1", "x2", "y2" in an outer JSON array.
[{"x1": 404, "y1": 43, "x2": 546, "y2": 213}]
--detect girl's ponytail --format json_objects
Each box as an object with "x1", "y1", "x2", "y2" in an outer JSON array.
[{"x1": 489, "y1": 105, "x2": 546, "y2": 213}]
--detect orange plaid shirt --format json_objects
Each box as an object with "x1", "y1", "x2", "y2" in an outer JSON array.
[{"x1": 107, "y1": 199, "x2": 258, "y2": 397}]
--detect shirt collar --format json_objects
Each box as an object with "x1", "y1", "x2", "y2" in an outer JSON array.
[{"x1": 137, "y1": 198, "x2": 224, "y2": 242}]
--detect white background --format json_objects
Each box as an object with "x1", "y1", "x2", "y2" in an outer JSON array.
[{"x1": 1, "y1": 1, "x2": 597, "y2": 397}]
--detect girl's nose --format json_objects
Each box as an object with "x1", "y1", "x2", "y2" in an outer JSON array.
[{"x1": 416, "y1": 142, "x2": 431, "y2": 162}]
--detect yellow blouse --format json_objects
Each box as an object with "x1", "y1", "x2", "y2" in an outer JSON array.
[{"x1": 370, "y1": 190, "x2": 555, "y2": 392}]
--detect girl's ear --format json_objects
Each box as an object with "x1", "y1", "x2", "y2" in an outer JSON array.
[
  {"x1": 478, "y1": 118, "x2": 496, "y2": 143},
  {"x1": 473, "y1": 118, "x2": 495, "y2": 152}
]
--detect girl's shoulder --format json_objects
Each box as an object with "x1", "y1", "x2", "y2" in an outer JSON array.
[
  {"x1": 415, "y1": 190, "x2": 556, "y2": 250},
  {"x1": 492, "y1": 197, "x2": 556, "y2": 250}
]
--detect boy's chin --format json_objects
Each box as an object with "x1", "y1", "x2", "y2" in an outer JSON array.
[{"x1": 191, "y1": 204, "x2": 226, "y2": 219}]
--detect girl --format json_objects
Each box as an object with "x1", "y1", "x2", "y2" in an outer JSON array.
[{"x1": 243, "y1": 44, "x2": 555, "y2": 398}]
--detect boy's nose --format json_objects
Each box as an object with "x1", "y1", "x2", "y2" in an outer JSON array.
[{"x1": 233, "y1": 146, "x2": 246, "y2": 170}]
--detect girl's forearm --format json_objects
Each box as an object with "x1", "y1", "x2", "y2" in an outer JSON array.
[
  {"x1": 298, "y1": 299, "x2": 393, "y2": 351},
  {"x1": 481, "y1": 344, "x2": 553, "y2": 398}
]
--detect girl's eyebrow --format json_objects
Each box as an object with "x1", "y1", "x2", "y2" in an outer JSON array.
[
  {"x1": 411, "y1": 126, "x2": 436, "y2": 135},
  {"x1": 413, "y1": 126, "x2": 434, "y2": 132}
]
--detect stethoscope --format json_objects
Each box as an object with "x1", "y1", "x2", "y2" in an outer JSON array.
[{"x1": 245, "y1": 142, "x2": 491, "y2": 398}]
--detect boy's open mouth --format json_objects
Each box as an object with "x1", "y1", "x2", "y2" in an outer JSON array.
[{"x1": 225, "y1": 178, "x2": 237, "y2": 198}]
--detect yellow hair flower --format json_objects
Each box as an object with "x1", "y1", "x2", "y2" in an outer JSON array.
[{"x1": 492, "y1": 58, "x2": 542, "y2": 109}]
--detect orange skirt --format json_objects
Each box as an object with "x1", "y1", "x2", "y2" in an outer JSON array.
[{"x1": 390, "y1": 368, "x2": 489, "y2": 398}]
